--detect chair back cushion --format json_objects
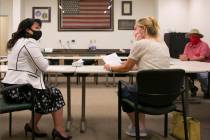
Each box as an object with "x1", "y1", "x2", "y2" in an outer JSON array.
[
  {"x1": 136, "y1": 69, "x2": 185, "y2": 107},
  {"x1": 0, "y1": 83, "x2": 33, "y2": 113}
]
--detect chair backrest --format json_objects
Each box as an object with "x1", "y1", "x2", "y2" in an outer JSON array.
[
  {"x1": 49, "y1": 59, "x2": 59, "y2": 65},
  {"x1": 64, "y1": 60, "x2": 73, "y2": 65},
  {"x1": 79, "y1": 54, "x2": 96, "y2": 65},
  {"x1": 136, "y1": 69, "x2": 185, "y2": 107}
]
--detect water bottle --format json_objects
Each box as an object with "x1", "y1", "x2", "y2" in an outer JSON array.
[
  {"x1": 92, "y1": 39, "x2": 96, "y2": 50},
  {"x1": 88, "y1": 40, "x2": 93, "y2": 50},
  {"x1": 71, "y1": 40, "x2": 76, "y2": 48},
  {"x1": 67, "y1": 40, "x2": 70, "y2": 49}
]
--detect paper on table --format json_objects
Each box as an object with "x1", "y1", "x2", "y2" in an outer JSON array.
[
  {"x1": 101, "y1": 53, "x2": 122, "y2": 66},
  {"x1": 72, "y1": 59, "x2": 84, "y2": 67},
  {"x1": 170, "y1": 58, "x2": 179, "y2": 65},
  {"x1": 44, "y1": 48, "x2": 53, "y2": 52}
]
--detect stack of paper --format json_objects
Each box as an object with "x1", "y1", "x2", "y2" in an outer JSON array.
[{"x1": 101, "y1": 53, "x2": 122, "y2": 66}]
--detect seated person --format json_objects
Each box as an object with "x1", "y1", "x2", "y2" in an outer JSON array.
[
  {"x1": 1, "y1": 18, "x2": 72, "y2": 140},
  {"x1": 104, "y1": 17, "x2": 170, "y2": 137},
  {"x1": 179, "y1": 28, "x2": 210, "y2": 98}
]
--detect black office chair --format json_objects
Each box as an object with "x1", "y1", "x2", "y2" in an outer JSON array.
[
  {"x1": 49, "y1": 59, "x2": 59, "y2": 65},
  {"x1": 0, "y1": 84, "x2": 35, "y2": 140},
  {"x1": 118, "y1": 69, "x2": 188, "y2": 140},
  {"x1": 64, "y1": 60, "x2": 73, "y2": 65}
]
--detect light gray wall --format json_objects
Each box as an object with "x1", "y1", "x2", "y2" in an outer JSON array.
[
  {"x1": 157, "y1": 0, "x2": 190, "y2": 38},
  {"x1": 0, "y1": 0, "x2": 13, "y2": 38},
  {"x1": 22, "y1": 0, "x2": 157, "y2": 49},
  {"x1": 3, "y1": 0, "x2": 210, "y2": 49},
  {"x1": 189, "y1": 0, "x2": 210, "y2": 44}
]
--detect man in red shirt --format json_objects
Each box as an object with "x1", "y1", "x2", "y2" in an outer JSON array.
[{"x1": 180, "y1": 29, "x2": 210, "y2": 98}]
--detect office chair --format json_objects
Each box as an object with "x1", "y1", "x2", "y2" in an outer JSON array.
[
  {"x1": 118, "y1": 69, "x2": 188, "y2": 140},
  {"x1": 0, "y1": 84, "x2": 35, "y2": 140}
]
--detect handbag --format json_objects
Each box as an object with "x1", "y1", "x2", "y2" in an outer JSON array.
[{"x1": 170, "y1": 112, "x2": 200, "y2": 140}]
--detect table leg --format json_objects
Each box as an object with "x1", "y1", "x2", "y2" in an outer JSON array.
[
  {"x1": 55, "y1": 74, "x2": 58, "y2": 86},
  {"x1": 113, "y1": 74, "x2": 116, "y2": 87},
  {"x1": 106, "y1": 74, "x2": 109, "y2": 87},
  {"x1": 208, "y1": 72, "x2": 210, "y2": 96},
  {"x1": 80, "y1": 76, "x2": 86, "y2": 133},
  {"x1": 129, "y1": 75, "x2": 134, "y2": 84},
  {"x1": 94, "y1": 74, "x2": 98, "y2": 85},
  {"x1": 66, "y1": 76, "x2": 72, "y2": 131},
  {"x1": 184, "y1": 76, "x2": 190, "y2": 116}
]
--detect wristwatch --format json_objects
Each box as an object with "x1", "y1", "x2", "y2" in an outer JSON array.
[{"x1": 187, "y1": 58, "x2": 190, "y2": 61}]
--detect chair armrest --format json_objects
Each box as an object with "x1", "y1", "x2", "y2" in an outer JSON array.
[{"x1": 118, "y1": 80, "x2": 129, "y2": 88}]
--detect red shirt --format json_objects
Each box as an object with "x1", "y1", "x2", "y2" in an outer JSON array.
[{"x1": 183, "y1": 40, "x2": 210, "y2": 62}]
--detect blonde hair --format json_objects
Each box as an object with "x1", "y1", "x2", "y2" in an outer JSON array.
[{"x1": 136, "y1": 17, "x2": 159, "y2": 37}]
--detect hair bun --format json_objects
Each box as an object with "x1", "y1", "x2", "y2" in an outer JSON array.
[{"x1": 137, "y1": 16, "x2": 159, "y2": 37}]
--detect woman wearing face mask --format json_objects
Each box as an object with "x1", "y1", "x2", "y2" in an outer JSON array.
[
  {"x1": 104, "y1": 17, "x2": 170, "y2": 137},
  {"x1": 1, "y1": 18, "x2": 72, "y2": 140},
  {"x1": 179, "y1": 29, "x2": 210, "y2": 98}
]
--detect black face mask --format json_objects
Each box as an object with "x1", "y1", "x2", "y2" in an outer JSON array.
[{"x1": 31, "y1": 29, "x2": 42, "y2": 40}]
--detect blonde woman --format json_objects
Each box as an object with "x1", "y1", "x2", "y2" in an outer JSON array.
[{"x1": 104, "y1": 17, "x2": 170, "y2": 137}]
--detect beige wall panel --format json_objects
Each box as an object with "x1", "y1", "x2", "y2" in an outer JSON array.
[{"x1": 0, "y1": 16, "x2": 9, "y2": 56}]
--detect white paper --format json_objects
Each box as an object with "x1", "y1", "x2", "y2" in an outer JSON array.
[
  {"x1": 102, "y1": 53, "x2": 122, "y2": 66},
  {"x1": 44, "y1": 48, "x2": 53, "y2": 52},
  {"x1": 72, "y1": 59, "x2": 84, "y2": 67},
  {"x1": 170, "y1": 58, "x2": 179, "y2": 65}
]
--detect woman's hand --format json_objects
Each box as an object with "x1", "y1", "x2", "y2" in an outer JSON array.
[
  {"x1": 131, "y1": 65, "x2": 138, "y2": 70},
  {"x1": 133, "y1": 26, "x2": 145, "y2": 41},
  {"x1": 104, "y1": 64, "x2": 111, "y2": 71},
  {"x1": 134, "y1": 32, "x2": 142, "y2": 41},
  {"x1": 104, "y1": 59, "x2": 136, "y2": 72}
]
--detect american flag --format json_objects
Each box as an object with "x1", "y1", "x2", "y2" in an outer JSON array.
[{"x1": 59, "y1": 0, "x2": 113, "y2": 30}]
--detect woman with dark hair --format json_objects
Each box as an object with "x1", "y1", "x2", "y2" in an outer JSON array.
[{"x1": 2, "y1": 18, "x2": 72, "y2": 140}]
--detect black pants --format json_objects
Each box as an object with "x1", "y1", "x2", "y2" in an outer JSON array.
[{"x1": 120, "y1": 85, "x2": 137, "y2": 113}]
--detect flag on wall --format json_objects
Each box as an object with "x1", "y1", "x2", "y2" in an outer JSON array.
[{"x1": 58, "y1": 0, "x2": 113, "y2": 31}]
